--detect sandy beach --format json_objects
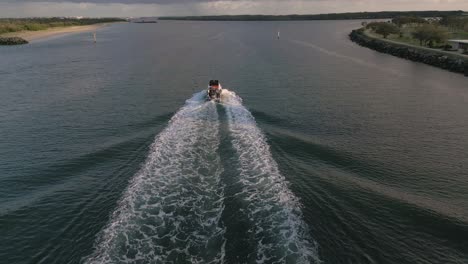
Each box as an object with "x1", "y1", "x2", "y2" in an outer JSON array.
[{"x1": 1, "y1": 23, "x2": 108, "y2": 42}]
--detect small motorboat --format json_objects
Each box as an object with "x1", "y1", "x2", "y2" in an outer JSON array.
[{"x1": 207, "y1": 80, "x2": 222, "y2": 101}]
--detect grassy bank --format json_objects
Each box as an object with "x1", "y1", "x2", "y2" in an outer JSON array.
[
  {"x1": 366, "y1": 26, "x2": 468, "y2": 50},
  {"x1": 363, "y1": 29, "x2": 468, "y2": 59},
  {"x1": 364, "y1": 29, "x2": 468, "y2": 59}
]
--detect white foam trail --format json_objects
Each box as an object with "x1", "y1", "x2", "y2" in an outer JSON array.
[
  {"x1": 86, "y1": 92, "x2": 226, "y2": 264},
  {"x1": 222, "y1": 90, "x2": 320, "y2": 263}
]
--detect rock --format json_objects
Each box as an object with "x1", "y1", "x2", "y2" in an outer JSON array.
[
  {"x1": 0, "y1": 37, "x2": 29, "y2": 45},
  {"x1": 349, "y1": 30, "x2": 468, "y2": 76}
]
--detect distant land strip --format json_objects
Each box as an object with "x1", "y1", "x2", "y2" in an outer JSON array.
[
  {"x1": 0, "y1": 17, "x2": 125, "y2": 45},
  {"x1": 159, "y1": 11, "x2": 466, "y2": 21}
]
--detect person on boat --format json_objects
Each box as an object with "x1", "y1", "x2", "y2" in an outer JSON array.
[{"x1": 208, "y1": 80, "x2": 222, "y2": 100}]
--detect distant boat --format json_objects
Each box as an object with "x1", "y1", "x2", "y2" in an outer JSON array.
[
  {"x1": 134, "y1": 21, "x2": 157, "y2": 23},
  {"x1": 133, "y1": 20, "x2": 158, "y2": 23},
  {"x1": 129, "y1": 17, "x2": 158, "y2": 23},
  {"x1": 277, "y1": 31, "x2": 280, "y2": 39}
]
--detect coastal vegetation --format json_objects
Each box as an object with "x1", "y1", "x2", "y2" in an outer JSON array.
[
  {"x1": 0, "y1": 17, "x2": 125, "y2": 45},
  {"x1": 411, "y1": 24, "x2": 449, "y2": 47},
  {"x1": 367, "y1": 22, "x2": 400, "y2": 38},
  {"x1": 364, "y1": 15, "x2": 468, "y2": 49},
  {"x1": 350, "y1": 13, "x2": 468, "y2": 76},
  {"x1": 0, "y1": 17, "x2": 125, "y2": 35},
  {"x1": 350, "y1": 28, "x2": 468, "y2": 76},
  {"x1": 159, "y1": 11, "x2": 464, "y2": 21}
]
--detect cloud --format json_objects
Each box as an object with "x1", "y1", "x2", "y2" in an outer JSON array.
[{"x1": 0, "y1": 0, "x2": 466, "y2": 17}]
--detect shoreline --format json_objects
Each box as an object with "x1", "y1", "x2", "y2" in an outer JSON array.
[
  {"x1": 349, "y1": 28, "x2": 468, "y2": 76},
  {"x1": 0, "y1": 23, "x2": 109, "y2": 42}
]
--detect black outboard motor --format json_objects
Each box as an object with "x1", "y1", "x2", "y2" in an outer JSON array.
[{"x1": 208, "y1": 89, "x2": 217, "y2": 99}]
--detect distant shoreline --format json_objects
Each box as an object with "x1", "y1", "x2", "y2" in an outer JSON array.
[
  {"x1": 0, "y1": 23, "x2": 109, "y2": 42},
  {"x1": 159, "y1": 10, "x2": 465, "y2": 21}
]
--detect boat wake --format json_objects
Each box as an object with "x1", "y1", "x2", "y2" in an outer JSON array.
[
  {"x1": 86, "y1": 92, "x2": 226, "y2": 263},
  {"x1": 222, "y1": 90, "x2": 320, "y2": 263},
  {"x1": 87, "y1": 90, "x2": 320, "y2": 263}
]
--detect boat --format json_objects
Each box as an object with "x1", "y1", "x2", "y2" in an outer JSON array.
[
  {"x1": 131, "y1": 17, "x2": 158, "y2": 23},
  {"x1": 134, "y1": 21, "x2": 157, "y2": 24},
  {"x1": 207, "y1": 80, "x2": 222, "y2": 101}
]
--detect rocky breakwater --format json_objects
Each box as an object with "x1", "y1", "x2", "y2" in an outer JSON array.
[
  {"x1": 349, "y1": 29, "x2": 468, "y2": 76},
  {"x1": 0, "y1": 37, "x2": 29, "y2": 45}
]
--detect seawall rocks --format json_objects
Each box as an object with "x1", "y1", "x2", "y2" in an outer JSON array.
[
  {"x1": 349, "y1": 29, "x2": 468, "y2": 76},
  {"x1": 0, "y1": 37, "x2": 29, "y2": 45}
]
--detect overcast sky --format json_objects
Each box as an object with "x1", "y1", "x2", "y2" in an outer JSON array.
[{"x1": 0, "y1": 0, "x2": 466, "y2": 17}]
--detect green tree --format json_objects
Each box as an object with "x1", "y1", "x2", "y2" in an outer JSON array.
[
  {"x1": 412, "y1": 29, "x2": 428, "y2": 46},
  {"x1": 440, "y1": 16, "x2": 468, "y2": 30},
  {"x1": 373, "y1": 22, "x2": 400, "y2": 38},
  {"x1": 366, "y1": 22, "x2": 380, "y2": 31},
  {"x1": 392, "y1": 16, "x2": 427, "y2": 28},
  {"x1": 412, "y1": 24, "x2": 449, "y2": 47}
]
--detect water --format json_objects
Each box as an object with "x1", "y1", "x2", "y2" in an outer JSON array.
[{"x1": 0, "y1": 21, "x2": 467, "y2": 264}]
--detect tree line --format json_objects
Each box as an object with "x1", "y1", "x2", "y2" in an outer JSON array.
[
  {"x1": 440, "y1": 16, "x2": 468, "y2": 31},
  {"x1": 159, "y1": 11, "x2": 464, "y2": 21}
]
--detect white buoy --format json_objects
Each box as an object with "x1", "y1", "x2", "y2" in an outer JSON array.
[
  {"x1": 93, "y1": 32, "x2": 97, "y2": 43},
  {"x1": 277, "y1": 31, "x2": 280, "y2": 39}
]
